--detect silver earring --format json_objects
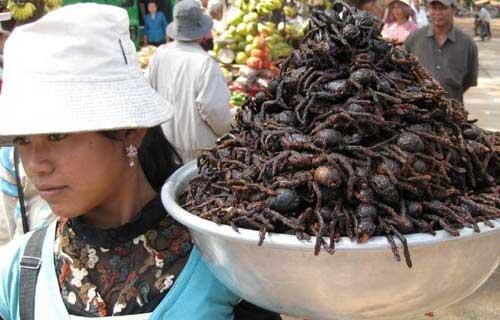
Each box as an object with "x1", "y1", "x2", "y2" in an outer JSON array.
[{"x1": 125, "y1": 144, "x2": 138, "y2": 167}]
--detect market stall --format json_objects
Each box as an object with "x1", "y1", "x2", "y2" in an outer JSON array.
[
  {"x1": 135, "y1": 0, "x2": 312, "y2": 106},
  {"x1": 210, "y1": 0, "x2": 314, "y2": 107}
]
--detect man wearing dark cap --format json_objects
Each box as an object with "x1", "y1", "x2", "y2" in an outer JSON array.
[
  {"x1": 405, "y1": 0, "x2": 478, "y2": 103},
  {"x1": 345, "y1": 0, "x2": 383, "y2": 17}
]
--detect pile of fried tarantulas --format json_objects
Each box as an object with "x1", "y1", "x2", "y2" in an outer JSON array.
[{"x1": 184, "y1": 2, "x2": 500, "y2": 267}]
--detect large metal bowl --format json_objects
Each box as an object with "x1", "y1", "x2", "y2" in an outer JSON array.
[{"x1": 161, "y1": 162, "x2": 500, "y2": 320}]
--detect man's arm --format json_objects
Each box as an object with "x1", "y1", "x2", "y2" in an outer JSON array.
[
  {"x1": 463, "y1": 41, "x2": 479, "y2": 92},
  {"x1": 161, "y1": 13, "x2": 168, "y2": 41},
  {"x1": 195, "y1": 59, "x2": 232, "y2": 136},
  {"x1": 161, "y1": 12, "x2": 168, "y2": 30},
  {"x1": 143, "y1": 16, "x2": 150, "y2": 45},
  {"x1": 404, "y1": 32, "x2": 417, "y2": 54},
  {"x1": 144, "y1": 49, "x2": 160, "y2": 88}
]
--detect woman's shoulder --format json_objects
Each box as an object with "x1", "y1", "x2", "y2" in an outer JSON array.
[
  {"x1": 0, "y1": 224, "x2": 52, "y2": 280},
  {"x1": 151, "y1": 247, "x2": 240, "y2": 320},
  {"x1": 0, "y1": 229, "x2": 41, "y2": 320},
  {"x1": 0, "y1": 229, "x2": 35, "y2": 266},
  {"x1": 0, "y1": 221, "x2": 55, "y2": 276},
  {"x1": 407, "y1": 21, "x2": 419, "y2": 32},
  {"x1": 382, "y1": 22, "x2": 399, "y2": 32}
]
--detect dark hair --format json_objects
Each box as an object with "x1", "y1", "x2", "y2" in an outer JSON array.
[
  {"x1": 102, "y1": 126, "x2": 182, "y2": 192},
  {"x1": 138, "y1": 126, "x2": 182, "y2": 192},
  {"x1": 345, "y1": 0, "x2": 375, "y2": 9}
]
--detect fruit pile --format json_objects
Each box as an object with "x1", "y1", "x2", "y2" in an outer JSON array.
[
  {"x1": 137, "y1": 45, "x2": 157, "y2": 70},
  {"x1": 5, "y1": 0, "x2": 60, "y2": 23},
  {"x1": 212, "y1": 0, "x2": 296, "y2": 64},
  {"x1": 7, "y1": 1, "x2": 36, "y2": 21},
  {"x1": 227, "y1": 37, "x2": 280, "y2": 98},
  {"x1": 230, "y1": 91, "x2": 247, "y2": 108},
  {"x1": 213, "y1": 0, "x2": 304, "y2": 100}
]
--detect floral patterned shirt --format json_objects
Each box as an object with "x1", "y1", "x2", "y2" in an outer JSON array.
[{"x1": 53, "y1": 196, "x2": 192, "y2": 316}]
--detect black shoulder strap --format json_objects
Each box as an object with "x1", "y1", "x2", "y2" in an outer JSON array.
[
  {"x1": 13, "y1": 147, "x2": 29, "y2": 234},
  {"x1": 19, "y1": 227, "x2": 47, "y2": 320}
]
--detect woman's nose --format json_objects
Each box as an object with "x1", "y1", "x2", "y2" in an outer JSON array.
[{"x1": 20, "y1": 147, "x2": 55, "y2": 176}]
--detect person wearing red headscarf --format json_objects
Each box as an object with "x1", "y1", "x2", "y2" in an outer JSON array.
[{"x1": 382, "y1": 0, "x2": 419, "y2": 43}]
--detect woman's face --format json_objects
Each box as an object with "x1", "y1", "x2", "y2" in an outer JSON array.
[
  {"x1": 392, "y1": 2, "x2": 409, "y2": 21},
  {"x1": 17, "y1": 132, "x2": 131, "y2": 219},
  {"x1": 361, "y1": 0, "x2": 375, "y2": 12}
]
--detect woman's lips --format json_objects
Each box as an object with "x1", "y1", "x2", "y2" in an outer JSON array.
[{"x1": 37, "y1": 186, "x2": 68, "y2": 200}]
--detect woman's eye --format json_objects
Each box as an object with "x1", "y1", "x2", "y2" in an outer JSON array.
[
  {"x1": 48, "y1": 133, "x2": 68, "y2": 142},
  {"x1": 13, "y1": 136, "x2": 30, "y2": 146}
]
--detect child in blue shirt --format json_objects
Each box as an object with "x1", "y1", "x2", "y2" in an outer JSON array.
[{"x1": 144, "y1": 2, "x2": 168, "y2": 46}]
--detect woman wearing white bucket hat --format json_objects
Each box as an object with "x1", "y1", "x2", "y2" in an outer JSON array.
[
  {"x1": 0, "y1": 4, "x2": 280, "y2": 320},
  {"x1": 382, "y1": 0, "x2": 419, "y2": 43}
]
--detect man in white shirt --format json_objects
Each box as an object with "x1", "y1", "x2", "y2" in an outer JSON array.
[
  {"x1": 411, "y1": 0, "x2": 429, "y2": 27},
  {"x1": 0, "y1": 31, "x2": 9, "y2": 91},
  {"x1": 207, "y1": 0, "x2": 224, "y2": 20},
  {"x1": 208, "y1": 0, "x2": 226, "y2": 35},
  {"x1": 478, "y1": 5, "x2": 492, "y2": 23},
  {"x1": 146, "y1": 0, "x2": 232, "y2": 163},
  {"x1": 477, "y1": 4, "x2": 492, "y2": 39}
]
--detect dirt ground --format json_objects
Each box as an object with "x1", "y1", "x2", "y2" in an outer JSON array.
[
  {"x1": 454, "y1": 16, "x2": 500, "y2": 37},
  {"x1": 458, "y1": 17, "x2": 500, "y2": 131}
]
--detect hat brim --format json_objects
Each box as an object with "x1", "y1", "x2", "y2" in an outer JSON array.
[
  {"x1": 388, "y1": 0, "x2": 412, "y2": 7},
  {"x1": 0, "y1": 75, "x2": 173, "y2": 145},
  {"x1": 428, "y1": 0, "x2": 453, "y2": 6},
  {"x1": 166, "y1": 14, "x2": 213, "y2": 41}
]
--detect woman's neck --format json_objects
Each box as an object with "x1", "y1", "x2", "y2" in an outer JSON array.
[
  {"x1": 395, "y1": 17, "x2": 408, "y2": 25},
  {"x1": 82, "y1": 168, "x2": 156, "y2": 229}
]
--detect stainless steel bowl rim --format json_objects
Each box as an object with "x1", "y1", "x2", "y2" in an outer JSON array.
[{"x1": 162, "y1": 161, "x2": 500, "y2": 251}]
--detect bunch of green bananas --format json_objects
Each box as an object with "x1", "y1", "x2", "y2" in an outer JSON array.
[
  {"x1": 232, "y1": 0, "x2": 245, "y2": 10},
  {"x1": 230, "y1": 91, "x2": 247, "y2": 107},
  {"x1": 255, "y1": 0, "x2": 282, "y2": 15},
  {"x1": 7, "y1": 1, "x2": 36, "y2": 21},
  {"x1": 283, "y1": 5, "x2": 297, "y2": 18},
  {"x1": 44, "y1": 0, "x2": 61, "y2": 10}
]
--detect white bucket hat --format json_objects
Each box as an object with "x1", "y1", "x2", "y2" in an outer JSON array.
[{"x1": 0, "y1": 3, "x2": 173, "y2": 145}]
